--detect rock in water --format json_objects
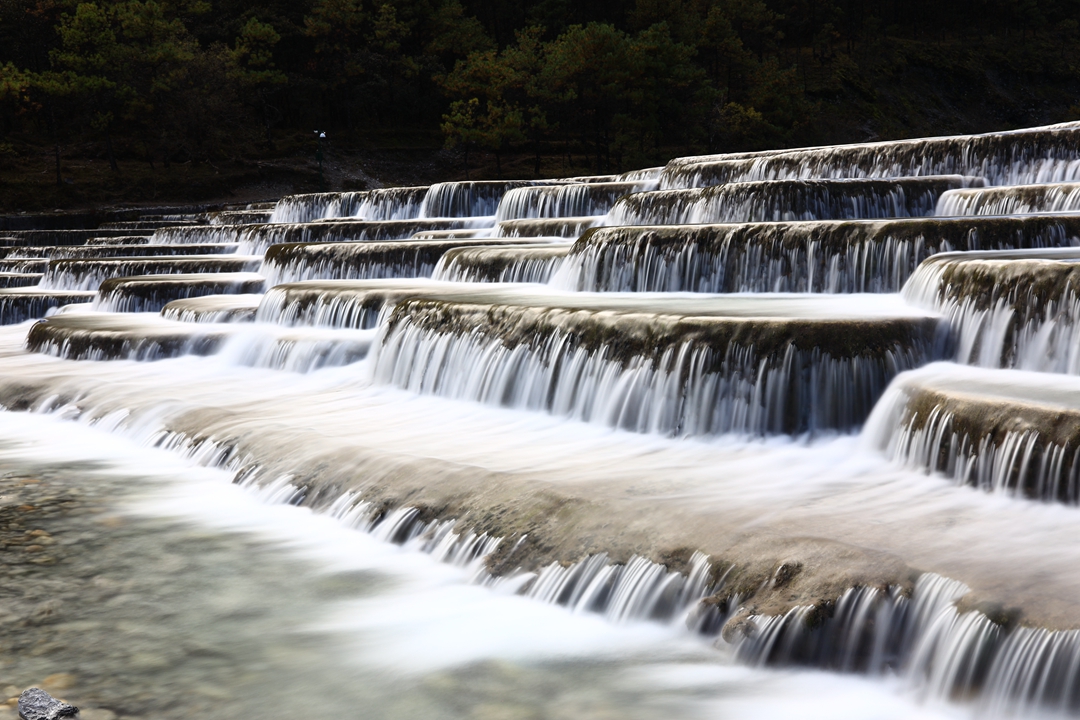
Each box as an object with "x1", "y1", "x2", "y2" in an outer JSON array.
[{"x1": 18, "y1": 688, "x2": 78, "y2": 720}]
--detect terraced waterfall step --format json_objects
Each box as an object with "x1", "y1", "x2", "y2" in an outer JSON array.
[
  {"x1": 39, "y1": 256, "x2": 264, "y2": 291},
  {"x1": 0, "y1": 229, "x2": 152, "y2": 247},
  {"x1": 10, "y1": 122, "x2": 1080, "y2": 717},
  {"x1": 52, "y1": 243, "x2": 241, "y2": 258},
  {"x1": 260, "y1": 238, "x2": 560, "y2": 284},
  {"x1": 94, "y1": 273, "x2": 268, "y2": 313},
  {"x1": 6, "y1": 328, "x2": 1080, "y2": 710},
  {"x1": 660, "y1": 121, "x2": 1080, "y2": 189},
  {"x1": 610, "y1": 176, "x2": 985, "y2": 225},
  {"x1": 161, "y1": 294, "x2": 263, "y2": 323},
  {"x1": 0, "y1": 289, "x2": 96, "y2": 322},
  {"x1": 242, "y1": 280, "x2": 946, "y2": 435},
  {"x1": 151, "y1": 219, "x2": 488, "y2": 254},
  {"x1": 904, "y1": 248, "x2": 1080, "y2": 372},
  {"x1": 25, "y1": 313, "x2": 376, "y2": 370},
  {"x1": 0, "y1": 273, "x2": 43, "y2": 288},
  {"x1": 493, "y1": 181, "x2": 654, "y2": 222},
  {"x1": 433, "y1": 244, "x2": 573, "y2": 283},
  {"x1": 0, "y1": 259, "x2": 48, "y2": 273},
  {"x1": 555, "y1": 215, "x2": 1080, "y2": 293},
  {"x1": 866, "y1": 363, "x2": 1080, "y2": 505},
  {"x1": 269, "y1": 187, "x2": 429, "y2": 223},
  {"x1": 495, "y1": 216, "x2": 600, "y2": 238},
  {"x1": 937, "y1": 181, "x2": 1080, "y2": 215}
]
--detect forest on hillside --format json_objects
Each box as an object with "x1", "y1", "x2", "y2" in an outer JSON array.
[{"x1": 1, "y1": 0, "x2": 1080, "y2": 204}]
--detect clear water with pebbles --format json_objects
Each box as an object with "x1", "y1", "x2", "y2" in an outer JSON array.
[{"x1": 0, "y1": 412, "x2": 958, "y2": 720}]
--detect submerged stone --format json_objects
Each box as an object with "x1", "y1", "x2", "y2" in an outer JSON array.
[{"x1": 17, "y1": 688, "x2": 78, "y2": 720}]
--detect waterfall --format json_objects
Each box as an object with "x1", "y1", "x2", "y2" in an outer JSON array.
[
  {"x1": 553, "y1": 215, "x2": 1080, "y2": 294},
  {"x1": 609, "y1": 176, "x2": 985, "y2": 226},
  {"x1": 495, "y1": 216, "x2": 600, "y2": 239},
  {"x1": 903, "y1": 248, "x2": 1080, "y2": 373},
  {"x1": 5, "y1": 120, "x2": 1080, "y2": 718},
  {"x1": 26, "y1": 312, "x2": 376, "y2": 371},
  {"x1": 93, "y1": 273, "x2": 267, "y2": 313},
  {"x1": 37, "y1": 256, "x2": 263, "y2": 291},
  {"x1": 432, "y1": 244, "x2": 571, "y2": 284},
  {"x1": 420, "y1": 181, "x2": 541, "y2": 218},
  {"x1": 863, "y1": 363, "x2": 1080, "y2": 505},
  {"x1": 660, "y1": 121, "x2": 1080, "y2": 189},
  {"x1": 494, "y1": 181, "x2": 654, "y2": 222},
  {"x1": 937, "y1": 182, "x2": 1080, "y2": 216},
  {"x1": 161, "y1": 295, "x2": 262, "y2": 323},
  {"x1": 260, "y1": 239, "x2": 544, "y2": 285},
  {"x1": 371, "y1": 298, "x2": 944, "y2": 436}
]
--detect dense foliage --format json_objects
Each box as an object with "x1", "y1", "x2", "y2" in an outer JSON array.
[{"x1": 2, "y1": 0, "x2": 1080, "y2": 180}]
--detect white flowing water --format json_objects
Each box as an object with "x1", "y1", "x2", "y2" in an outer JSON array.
[
  {"x1": 0, "y1": 409, "x2": 968, "y2": 720},
  {"x1": 10, "y1": 123, "x2": 1080, "y2": 718}
]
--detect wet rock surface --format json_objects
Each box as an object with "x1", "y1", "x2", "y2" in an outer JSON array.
[{"x1": 17, "y1": 688, "x2": 78, "y2": 720}]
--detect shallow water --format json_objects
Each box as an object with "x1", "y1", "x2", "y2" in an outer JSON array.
[{"x1": 0, "y1": 410, "x2": 973, "y2": 720}]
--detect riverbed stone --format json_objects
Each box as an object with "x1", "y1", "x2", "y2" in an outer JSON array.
[{"x1": 17, "y1": 688, "x2": 78, "y2": 720}]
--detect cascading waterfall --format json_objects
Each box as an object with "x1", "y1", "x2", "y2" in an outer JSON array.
[
  {"x1": 432, "y1": 244, "x2": 571, "y2": 284},
  {"x1": 8, "y1": 121, "x2": 1080, "y2": 718},
  {"x1": 371, "y1": 298, "x2": 944, "y2": 436},
  {"x1": 495, "y1": 216, "x2": 600, "y2": 238},
  {"x1": 609, "y1": 176, "x2": 985, "y2": 226},
  {"x1": 62, "y1": 401, "x2": 1080, "y2": 717},
  {"x1": 863, "y1": 364, "x2": 1080, "y2": 505},
  {"x1": 553, "y1": 215, "x2": 1080, "y2": 294},
  {"x1": 161, "y1": 295, "x2": 262, "y2": 323},
  {"x1": 38, "y1": 256, "x2": 263, "y2": 291},
  {"x1": 260, "y1": 239, "x2": 546, "y2": 285},
  {"x1": 494, "y1": 181, "x2": 653, "y2": 222},
  {"x1": 937, "y1": 182, "x2": 1080, "y2": 216},
  {"x1": 419, "y1": 180, "x2": 544, "y2": 218},
  {"x1": 903, "y1": 248, "x2": 1080, "y2": 372},
  {"x1": 269, "y1": 192, "x2": 367, "y2": 223},
  {"x1": 659, "y1": 121, "x2": 1080, "y2": 189},
  {"x1": 93, "y1": 273, "x2": 267, "y2": 313},
  {"x1": 268, "y1": 187, "x2": 428, "y2": 223}
]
